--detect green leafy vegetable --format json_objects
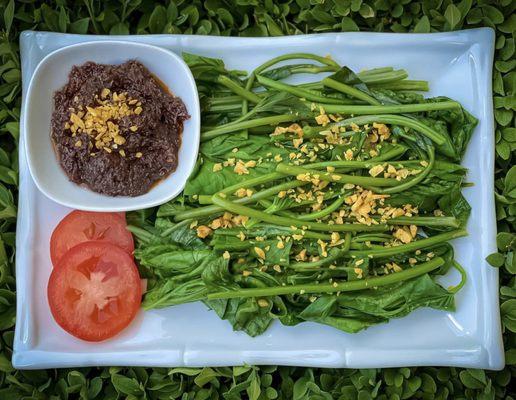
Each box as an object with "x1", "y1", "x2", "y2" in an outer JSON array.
[
  {"x1": 0, "y1": 1, "x2": 515, "y2": 399},
  {"x1": 131, "y1": 53, "x2": 475, "y2": 340}
]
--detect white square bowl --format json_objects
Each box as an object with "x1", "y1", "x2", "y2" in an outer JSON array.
[
  {"x1": 13, "y1": 28, "x2": 504, "y2": 370},
  {"x1": 24, "y1": 40, "x2": 200, "y2": 212}
]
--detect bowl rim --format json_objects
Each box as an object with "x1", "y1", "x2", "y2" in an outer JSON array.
[{"x1": 23, "y1": 39, "x2": 200, "y2": 212}]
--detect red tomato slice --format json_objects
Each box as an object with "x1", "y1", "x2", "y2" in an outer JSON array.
[
  {"x1": 48, "y1": 242, "x2": 142, "y2": 341},
  {"x1": 50, "y1": 210, "x2": 134, "y2": 266}
]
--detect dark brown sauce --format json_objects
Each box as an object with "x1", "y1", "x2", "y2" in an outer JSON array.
[
  {"x1": 147, "y1": 72, "x2": 184, "y2": 191},
  {"x1": 50, "y1": 60, "x2": 190, "y2": 197}
]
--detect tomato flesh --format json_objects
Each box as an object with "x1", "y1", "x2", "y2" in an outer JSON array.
[
  {"x1": 50, "y1": 210, "x2": 134, "y2": 266},
  {"x1": 48, "y1": 242, "x2": 141, "y2": 341}
]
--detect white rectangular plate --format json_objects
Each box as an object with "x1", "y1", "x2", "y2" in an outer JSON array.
[{"x1": 14, "y1": 28, "x2": 504, "y2": 370}]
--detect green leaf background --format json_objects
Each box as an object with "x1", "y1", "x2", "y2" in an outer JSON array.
[{"x1": 0, "y1": 0, "x2": 515, "y2": 398}]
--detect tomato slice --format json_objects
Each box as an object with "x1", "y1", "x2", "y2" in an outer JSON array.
[
  {"x1": 48, "y1": 242, "x2": 142, "y2": 341},
  {"x1": 50, "y1": 210, "x2": 134, "y2": 266}
]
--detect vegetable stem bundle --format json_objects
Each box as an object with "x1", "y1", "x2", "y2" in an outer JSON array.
[{"x1": 132, "y1": 52, "x2": 477, "y2": 337}]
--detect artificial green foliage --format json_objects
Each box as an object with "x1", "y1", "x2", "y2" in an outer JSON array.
[{"x1": 0, "y1": 0, "x2": 515, "y2": 399}]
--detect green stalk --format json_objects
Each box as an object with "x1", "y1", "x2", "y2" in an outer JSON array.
[
  {"x1": 251, "y1": 53, "x2": 341, "y2": 75},
  {"x1": 311, "y1": 100, "x2": 460, "y2": 115},
  {"x1": 289, "y1": 233, "x2": 352, "y2": 270},
  {"x1": 216, "y1": 76, "x2": 262, "y2": 103},
  {"x1": 214, "y1": 227, "x2": 331, "y2": 241},
  {"x1": 159, "y1": 219, "x2": 193, "y2": 237},
  {"x1": 142, "y1": 287, "x2": 208, "y2": 310},
  {"x1": 205, "y1": 103, "x2": 246, "y2": 113},
  {"x1": 208, "y1": 95, "x2": 248, "y2": 105},
  {"x1": 276, "y1": 163, "x2": 400, "y2": 187},
  {"x1": 448, "y1": 261, "x2": 467, "y2": 293},
  {"x1": 126, "y1": 225, "x2": 155, "y2": 244},
  {"x1": 352, "y1": 233, "x2": 393, "y2": 243},
  {"x1": 207, "y1": 257, "x2": 445, "y2": 299},
  {"x1": 298, "y1": 196, "x2": 346, "y2": 221},
  {"x1": 375, "y1": 147, "x2": 435, "y2": 194},
  {"x1": 198, "y1": 172, "x2": 285, "y2": 205},
  {"x1": 265, "y1": 64, "x2": 339, "y2": 76},
  {"x1": 258, "y1": 189, "x2": 340, "y2": 212},
  {"x1": 335, "y1": 114, "x2": 447, "y2": 145},
  {"x1": 358, "y1": 70, "x2": 409, "y2": 84},
  {"x1": 322, "y1": 77, "x2": 380, "y2": 105},
  {"x1": 211, "y1": 194, "x2": 389, "y2": 232},
  {"x1": 241, "y1": 53, "x2": 340, "y2": 130},
  {"x1": 201, "y1": 114, "x2": 301, "y2": 141},
  {"x1": 348, "y1": 229, "x2": 467, "y2": 258},
  {"x1": 198, "y1": 194, "x2": 217, "y2": 205},
  {"x1": 370, "y1": 80, "x2": 430, "y2": 91},
  {"x1": 256, "y1": 74, "x2": 346, "y2": 105},
  {"x1": 221, "y1": 172, "x2": 284, "y2": 194},
  {"x1": 306, "y1": 146, "x2": 407, "y2": 170},
  {"x1": 357, "y1": 67, "x2": 394, "y2": 76},
  {"x1": 258, "y1": 195, "x2": 346, "y2": 221},
  {"x1": 386, "y1": 216, "x2": 460, "y2": 228},
  {"x1": 175, "y1": 180, "x2": 307, "y2": 221},
  {"x1": 296, "y1": 81, "x2": 325, "y2": 90}
]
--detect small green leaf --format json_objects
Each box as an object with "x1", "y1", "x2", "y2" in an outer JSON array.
[
  {"x1": 69, "y1": 17, "x2": 90, "y2": 34},
  {"x1": 149, "y1": 5, "x2": 167, "y2": 34},
  {"x1": 58, "y1": 6, "x2": 67, "y2": 33},
  {"x1": 351, "y1": 0, "x2": 362, "y2": 13},
  {"x1": 341, "y1": 17, "x2": 359, "y2": 32},
  {"x1": 497, "y1": 232, "x2": 515, "y2": 251},
  {"x1": 456, "y1": 0, "x2": 473, "y2": 20},
  {"x1": 495, "y1": 60, "x2": 516, "y2": 73},
  {"x1": 505, "y1": 252, "x2": 516, "y2": 274},
  {"x1": 487, "y1": 252, "x2": 505, "y2": 267},
  {"x1": 444, "y1": 4, "x2": 461, "y2": 30},
  {"x1": 263, "y1": 13, "x2": 283, "y2": 36},
  {"x1": 497, "y1": 14, "x2": 516, "y2": 34},
  {"x1": 3, "y1": 0, "x2": 14, "y2": 35},
  {"x1": 506, "y1": 348, "x2": 516, "y2": 364},
  {"x1": 0, "y1": 352, "x2": 13, "y2": 372},
  {"x1": 169, "y1": 367, "x2": 203, "y2": 376},
  {"x1": 233, "y1": 366, "x2": 252, "y2": 377},
  {"x1": 265, "y1": 386, "x2": 278, "y2": 399},
  {"x1": 493, "y1": 71, "x2": 504, "y2": 95},
  {"x1": 359, "y1": 4, "x2": 375, "y2": 19},
  {"x1": 500, "y1": 38, "x2": 515, "y2": 61},
  {"x1": 501, "y1": 299, "x2": 516, "y2": 332},
  {"x1": 414, "y1": 16, "x2": 430, "y2": 33},
  {"x1": 109, "y1": 22, "x2": 129, "y2": 35},
  {"x1": 495, "y1": 35, "x2": 506, "y2": 50},
  {"x1": 496, "y1": 141, "x2": 511, "y2": 160},
  {"x1": 495, "y1": 109, "x2": 513, "y2": 126},
  {"x1": 293, "y1": 377, "x2": 310, "y2": 399},
  {"x1": 193, "y1": 368, "x2": 221, "y2": 387},
  {"x1": 0, "y1": 166, "x2": 17, "y2": 186},
  {"x1": 482, "y1": 5, "x2": 504, "y2": 25},
  {"x1": 167, "y1": 1, "x2": 178, "y2": 22},
  {"x1": 87, "y1": 377, "x2": 103, "y2": 399},
  {"x1": 111, "y1": 374, "x2": 144, "y2": 396},
  {"x1": 392, "y1": 4, "x2": 403, "y2": 18},
  {"x1": 459, "y1": 370, "x2": 485, "y2": 389},
  {"x1": 505, "y1": 166, "x2": 516, "y2": 197},
  {"x1": 247, "y1": 371, "x2": 261, "y2": 400}
]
